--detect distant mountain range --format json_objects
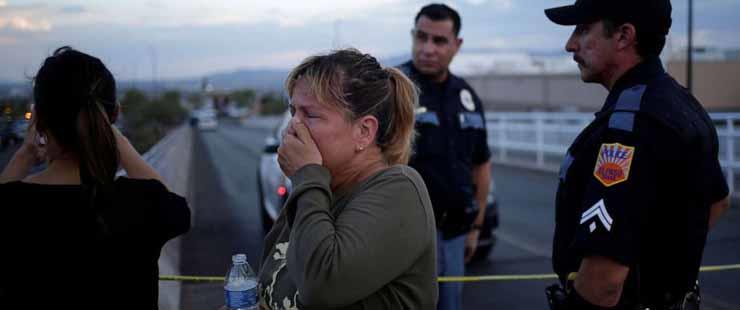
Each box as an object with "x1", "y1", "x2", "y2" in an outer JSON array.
[
  {"x1": 116, "y1": 69, "x2": 290, "y2": 94},
  {"x1": 1, "y1": 69, "x2": 295, "y2": 97},
  {"x1": 1, "y1": 49, "x2": 572, "y2": 97},
  {"x1": 0, "y1": 81, "x2": 31, "y2": 98},
  {"x1": 183, "y1": 54, "x2": 411, "y2": 93},
  {"x1": 115, "y1": 54, "x2": 412, "y2": 94}
]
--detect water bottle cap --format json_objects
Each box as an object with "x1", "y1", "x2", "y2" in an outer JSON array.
[{"x1": 232, "y1": 253, "x2": 247, "y2": 263}]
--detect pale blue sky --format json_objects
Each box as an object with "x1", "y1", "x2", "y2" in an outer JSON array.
[{"x1": 1, "y1": 0, "x2": 738, "y2": 81}]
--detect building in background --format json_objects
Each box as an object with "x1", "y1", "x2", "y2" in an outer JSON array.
[
  {"x1": 667, "y1": 48, "x2": 740, "y2": 112},
  {"x1": 459, "y1": 48, "x2": 740, "y2": 112},
  {"x1": 465, "y1": 73, "x2": 606, "y2": 112}
]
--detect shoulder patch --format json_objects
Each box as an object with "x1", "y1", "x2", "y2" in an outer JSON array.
[
  {"x1": 593, "y1": 143, "x2": 635, "y2": 187},
  {"x1": 460, "y1": 89, "x2": 475, "y2": 111}
]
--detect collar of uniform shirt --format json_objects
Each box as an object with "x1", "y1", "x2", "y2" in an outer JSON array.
[
  {"x1": 404, "y1": 60, "x2": 460, "y2": 89},
  {"x1": 597, "y1": 57, "x2": 665, "y2": 116}
]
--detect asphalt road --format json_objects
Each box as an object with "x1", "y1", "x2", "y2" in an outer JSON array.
[
  {"x1": 178, "y1": 121, "x2": 740, "y2": 309},
  {"x1": 180, "y1": 123, "x2": 272, "y2": 310},
  {"x1": 1, "y1": 121, "x2": 737, "y2": 309},
  {"x1": 468, "y1": 163, "x2": 740, "y2": 310},
  {"x1": 0, "y1": 143, "x2": 20, "y2": 171}
]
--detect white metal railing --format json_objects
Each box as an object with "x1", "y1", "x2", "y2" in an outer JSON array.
[{"x1": 486, "y1": 112, "x2": 740, "y2": 196}]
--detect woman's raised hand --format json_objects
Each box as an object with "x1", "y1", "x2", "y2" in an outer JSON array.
[{"x1": 278, "y1": 118, "x2": 322, "y2": 177}]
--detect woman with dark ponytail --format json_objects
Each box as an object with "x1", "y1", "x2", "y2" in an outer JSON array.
[
  {"x1": 258, "y1": 48, "x2": 437, "y2": 309},
  {"x1": 0, "y1": 47, "x2": 190, "y2": 309}
]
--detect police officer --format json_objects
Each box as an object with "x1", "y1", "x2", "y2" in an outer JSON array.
[
  {"x1": 544, "y1": 0, "x2": 731, "y2": 309},
  {"x1": 399, "y1": 4, "x2": 492, "y2": 310}
]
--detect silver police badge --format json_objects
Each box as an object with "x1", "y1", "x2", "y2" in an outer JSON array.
[{"x1": 460, "y1": 89, "x2": 475, "y2": 111}]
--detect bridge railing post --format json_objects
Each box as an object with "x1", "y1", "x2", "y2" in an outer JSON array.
[
  {"x1": 499, "y1": 116, "x2": 508, "y2": 163},
  {"x1": 535, "y1": 113, "x2": 545, "y2": 168}
]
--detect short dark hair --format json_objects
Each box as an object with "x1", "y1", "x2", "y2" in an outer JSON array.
[
  {"x1": 415, "y1": 3, "x2": 461, "y2": 37},
  {"x1": 602, "y1": 19, "x2": 668, "y2": 59}
]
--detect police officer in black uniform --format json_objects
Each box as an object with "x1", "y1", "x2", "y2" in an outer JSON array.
[
  {"x1": 399, "y1": 4, "x2": 492, "y2": 310},
  {"x1": 544, "y1": 0, "x2": 731, "y2": 309}
]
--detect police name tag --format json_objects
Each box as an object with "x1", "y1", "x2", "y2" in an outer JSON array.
[{"x1": 593, "y1": 143, "x2": 635, "y2": 187}]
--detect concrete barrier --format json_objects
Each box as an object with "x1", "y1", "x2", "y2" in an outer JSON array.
[{"x1": 122, "y1": 126, "x2": 194, "y2": 310}]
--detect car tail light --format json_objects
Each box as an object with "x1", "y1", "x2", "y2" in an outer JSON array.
[{"x1": 277, "y1": 185, "x2": 288, "y2": 197}]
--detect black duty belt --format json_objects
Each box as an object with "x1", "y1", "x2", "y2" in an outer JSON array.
[{"x1": 546, "y1": 278, "x2": 701, "y2": 310}]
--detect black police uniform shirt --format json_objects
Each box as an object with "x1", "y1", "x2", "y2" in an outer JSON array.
[
  {"x1": 553, "y1": 58, "x2": 729, "y2": 307},
  {"x1": 400, "y1": 61, "x2": 492, "y2": 239},
  {"x1": 0, "y1": 177, "x2": 191, "y2": 309}
]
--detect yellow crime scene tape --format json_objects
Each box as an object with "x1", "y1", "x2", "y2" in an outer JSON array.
[{"x1": 159, "y1": 263, "x2": 740, "y2": 284}]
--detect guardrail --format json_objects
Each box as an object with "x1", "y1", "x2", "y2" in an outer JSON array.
[{"x1": 486, "y1": 112, "x2": 740, "y2": 196}]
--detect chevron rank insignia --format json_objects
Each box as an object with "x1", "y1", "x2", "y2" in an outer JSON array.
[
  {"x1": 580, "y1": 199, "x2": 613, "y2": 232},
  {"x1": 594, "y1": 143, "x2": 635, "y2": 187}
]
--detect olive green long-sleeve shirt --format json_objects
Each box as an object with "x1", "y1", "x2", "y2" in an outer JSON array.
[{"x1": 258, "y1": 164, "x2": 437, "y2": 310}]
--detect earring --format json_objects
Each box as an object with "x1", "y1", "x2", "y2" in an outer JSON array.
[
  {"x1": 37, "y1": 133, "x2": 47, "y2": 146},
  {"x1": 357, "y1": 146, "x2": 364, "y2": 152}
]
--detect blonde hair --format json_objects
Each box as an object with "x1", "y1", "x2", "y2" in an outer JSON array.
[{"x1": 286, "y1": 48, "x2": 418, "y2": 165}]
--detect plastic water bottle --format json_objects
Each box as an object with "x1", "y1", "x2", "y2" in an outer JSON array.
[{"x1": 224, "y1": 253, "x2": 258, "y2": 310}]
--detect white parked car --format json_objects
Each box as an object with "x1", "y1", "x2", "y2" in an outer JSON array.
[{"x1": 190, "y1": 108, "x2": 218, "y2": 130}]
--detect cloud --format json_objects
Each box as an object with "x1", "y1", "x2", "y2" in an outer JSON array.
[
  {"x1": 60, "y1": 5, "x2": 86, "y2": 14},
  {"x1": 0, "y1": 16, "x2": 52, "y2": 32},
  {"x1": 0, "y1": 3, "x2": 54, "y2": 32},
  {"x1": 2, "y1": 0, "x2": 737, "y2": 81},
  {"x1": 476, "y1": 34, "x2": 564, "y2": 50},
  {"x1": 146, "y1": 1, "x2": 166, "y2": 9},
  {"x1": 0, "y1": 35, "x2": 16, "y2": 45},
  {"x1": 84, "y1": 0, "x2": 407, "y2": 28},
  {"x1": 257, "y1": 50, "x2": 314, "y2": 68},
  {"x1": 492, "y1": 0, "x2": 514, "y2": 10},
  {"x1": 463, "y1": 0, "x2": 514, "y2": 10},
  {"x1": 696, "y1": 0, "x2": 740, "y2": 9}
]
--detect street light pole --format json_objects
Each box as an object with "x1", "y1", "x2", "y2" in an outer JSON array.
[
  {"x1": 687, "y1": 0, "x2": 694, "y2": 93},
  {"x1": 150, "y1": 45, "x2": 159, "y2": 97}
]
